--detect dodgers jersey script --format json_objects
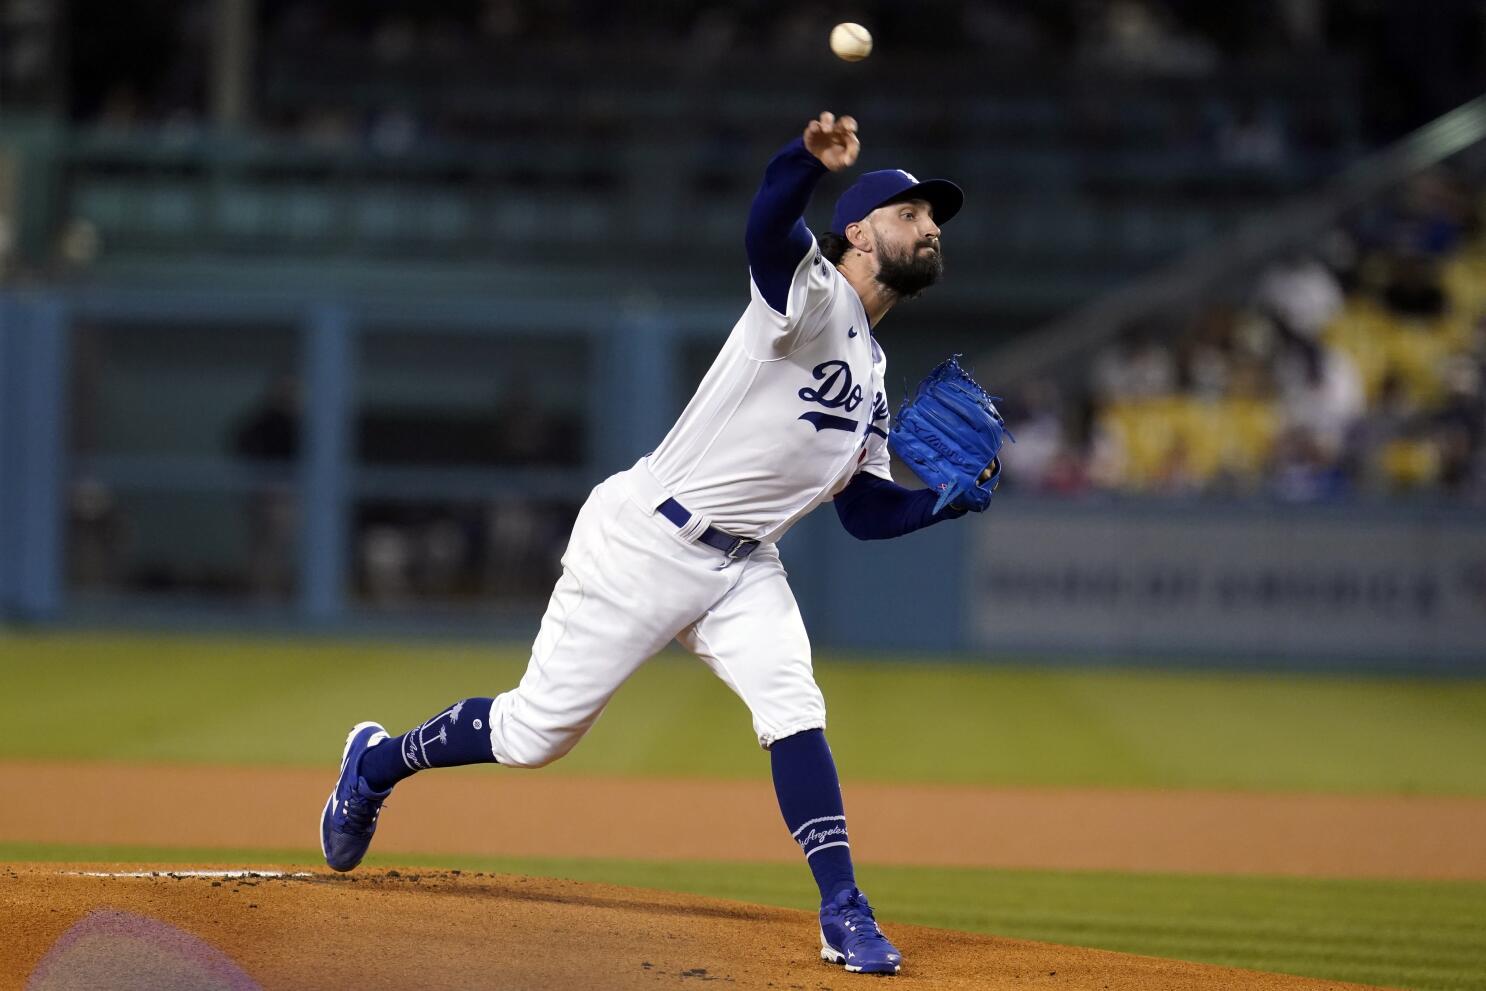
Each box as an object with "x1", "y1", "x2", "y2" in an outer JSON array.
[{"x1": 647, "y1": 240, "x2": 893, "y2": 540}]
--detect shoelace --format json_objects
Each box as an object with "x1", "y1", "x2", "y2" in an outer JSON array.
[
  {"x1": 839, "y1": 894, "x2": 889, "y2": 942},
  {"x1": 340, "y1": 790, "x2": 384, "y2": 837}
]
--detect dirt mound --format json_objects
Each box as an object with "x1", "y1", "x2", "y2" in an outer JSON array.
[{"x1": 0, "y1": 865, "x2": 1383, "y2": 991}]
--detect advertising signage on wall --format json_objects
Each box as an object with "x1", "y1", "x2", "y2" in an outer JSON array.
[{"x1": 971, "y1": 503, "x2": 1486, "y2": 666}]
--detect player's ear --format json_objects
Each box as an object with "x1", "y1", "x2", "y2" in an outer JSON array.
[{"x1": 845, "y1": 221, "x2": 873, "y2": 254}]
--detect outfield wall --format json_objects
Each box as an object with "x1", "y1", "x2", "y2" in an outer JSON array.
[
  {"x1": 785, "y1": 498, "x2": 1486, "y2": 673},
  {"x1": 972, "y1": 502, "x2": 1486, "y2": 669}
]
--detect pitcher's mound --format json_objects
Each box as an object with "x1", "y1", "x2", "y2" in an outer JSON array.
[{"x1": 0, "y1": 865, "x2": 1380, "y2": 990}]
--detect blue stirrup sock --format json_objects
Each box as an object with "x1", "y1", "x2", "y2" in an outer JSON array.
[
  {"x1": 771, "y1": 728, "x2": 856, "y2": 904},
  {"x1": 358, "y1": 698, "x2": 498, "y2": 792}
]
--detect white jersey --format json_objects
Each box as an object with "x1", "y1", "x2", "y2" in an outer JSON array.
[{"x1": 645, "y1": 237, "x2": 892, "y2": 542}]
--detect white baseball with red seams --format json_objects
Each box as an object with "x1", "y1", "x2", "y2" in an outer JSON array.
[{"x1": 486, "y1": 240, "x2": 891, "y2": 767}]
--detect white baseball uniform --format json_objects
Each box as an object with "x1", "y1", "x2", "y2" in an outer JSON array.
[{"x1": 487, "y1": 238, "x2": 891, "y2": 767}]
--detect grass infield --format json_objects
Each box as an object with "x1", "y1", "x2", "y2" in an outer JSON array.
[
  {"x1": 3, "y1": 631, "x2": 1485, "y2": 793},
  {"x1": 4, "y1": 843, "x2": 1483, "y2": 991}
]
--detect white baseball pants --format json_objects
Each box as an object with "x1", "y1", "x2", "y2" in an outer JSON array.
[{"x1": 486, "y1": 463, "x2": 826, "y2": 768}]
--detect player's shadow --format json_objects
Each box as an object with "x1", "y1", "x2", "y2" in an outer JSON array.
[{"x1": 305, "y1": 871, "x2": 796, "y2": 922}]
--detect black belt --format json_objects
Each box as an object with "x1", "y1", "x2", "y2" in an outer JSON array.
[{"x1": 657, "y1": 498, "x2": 760, "y2": 563}]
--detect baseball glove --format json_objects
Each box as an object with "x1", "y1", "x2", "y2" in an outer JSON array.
[{"x1": 888, "y1": 356, "x2": 1014, "y2": 514}]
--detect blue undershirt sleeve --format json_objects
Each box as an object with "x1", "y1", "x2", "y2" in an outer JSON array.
[
  {"x1": 745, "y1": 137, "x2": 829, "y2": 315},
  {"x1": 832, "y1": 472, "x2": 967, "y2": 541}
]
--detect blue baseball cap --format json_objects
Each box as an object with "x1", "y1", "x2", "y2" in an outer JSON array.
[{"x1": 831, "y1": 169, "x2": 964, "y2": 236}]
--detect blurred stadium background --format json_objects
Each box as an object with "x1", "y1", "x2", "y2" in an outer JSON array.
[
  {"x1": 4, "y1": 3, "x2": 1486, "y2": 989},
  {"x1": 2, "y1": 0, "x2": 1485, "y2": 667}
]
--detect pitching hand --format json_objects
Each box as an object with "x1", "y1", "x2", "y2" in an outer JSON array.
[{"x1": 804, "y1": 112, "x2": 860, "y2": 172}]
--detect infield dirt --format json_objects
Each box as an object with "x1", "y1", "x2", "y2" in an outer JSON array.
[
  {"x1": 4, "y1": 760, "x2": 1485, "y2": 879},
  {"x1": 1, "y1": 866, "x2": 1388, "y2": 991},
  {"x1": 6, "y1": 761, "x2": 1477, "y2": 989}
]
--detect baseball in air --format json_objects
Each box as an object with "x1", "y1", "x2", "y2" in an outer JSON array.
[{"x1": 829, "y1": 22, "x2": 872, "y2": 62}]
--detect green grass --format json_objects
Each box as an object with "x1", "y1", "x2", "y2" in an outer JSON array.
[
  {"x1": 3, "y1": 631, "x2": 1485, "y2": 793},
  {"x1": 5, "y1": 842, "x2": 1483, "y2": 991}
]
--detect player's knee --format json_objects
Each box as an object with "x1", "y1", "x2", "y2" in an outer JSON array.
[
  {"x1": 488, "y1": 691, "x2": 590, "y2": 768},
  {"x1": 497, "y1": 750, "x2": 552, "y2": 769},
  {"x1": 757, "y1": 698, "x2": 827, "y2": 749},
  {"x1": 492, "y1": 733, "x2": 569, "y2": 769},
  {"x1": 491, "y1": 722, "x2": 582, "y2": 769}
]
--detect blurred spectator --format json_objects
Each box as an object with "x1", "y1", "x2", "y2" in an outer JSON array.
[
  {"x1": 1381, "y1": 255, "x2": 1448, "y2": 319},
  {"x1": 1271, "y1": 425, "x2": 1346, "y2": 501},
  {"x1": 233, "y1": 374, "x2": 301, "y2": 461},
  {"x1": 1176, "y1": 305, "x2": 1236, "y2": 398},
  {"x1": 1274, "y1": 340, "x2": 1365, "y2": 461},
  {"x1": 231, "y1": 375, "x2": 301, "y2": 602},
  {"x1": 360, "y1": 523, "x2": 413, "y2": 605},
  {"x1": 1000, "y1": 380, "x2": 1064, "y2": 491},
  {"x1": 484, "y1": 497, "x2": 543, "y2": 597},
  {"x1": 1092, "y1": 326, "x2": 1177, "y2": 400},
  {"x1": 1077, "y1": 0, "x2": 1218, "y2": 75},
  {"x1": 1433, "y1": 356, "x2": 1485, "y2": 494},
  {"x1": 1048, "y1": 397, "x2": 1103, "y2": 496},
  {"x1": 68, "y1": 479, "x2": 124, "y2": 589},
  {"x1": 1394, "y1": 170, "x2": 1472, "y2": 257},
  {"x1": 1343, "y1": 372, "x2": 1419, "y2": 492},
  {"x1": 1255, "y1": 253, "x2": 1343, "y2": 340},
  {"x1": 1041, "y1": 445, "x2": 1094, "y2": 495},
  {"x1": 417, "y1": 516, "x2": 473, "y2": 598},
  {"x1": 1083, "y1": 414, "x2": 1129, "y2": 492},
  {"x1": 1152, "y1": 436, "x2": 1201, "y2": 496}
]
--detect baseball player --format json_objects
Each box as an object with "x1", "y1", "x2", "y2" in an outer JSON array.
[{"x1": 322, "y1": 112, "x2": 1005, "y2": 976}]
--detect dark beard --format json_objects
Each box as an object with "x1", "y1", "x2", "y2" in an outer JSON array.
[{"x1": 874, "y1": 240, "x2": 943, "y2": 299}]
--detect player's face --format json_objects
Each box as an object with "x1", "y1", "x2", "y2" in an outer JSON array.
[{"x1": 867, "y1": 199, "x2": 943, "y2": 298}]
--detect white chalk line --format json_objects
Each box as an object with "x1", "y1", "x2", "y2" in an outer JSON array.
[{"x1": 63, "y1": 870, "x2": 315, "y2": 879}]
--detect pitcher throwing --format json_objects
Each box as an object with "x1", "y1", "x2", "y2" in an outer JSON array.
[{"x1": 321, "y1": 112, "x2": 1010, "y2": 976}]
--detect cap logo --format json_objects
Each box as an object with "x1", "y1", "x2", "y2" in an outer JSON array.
[{"x1": 896, "y1": 170, "x2": 919, "y2": 183}]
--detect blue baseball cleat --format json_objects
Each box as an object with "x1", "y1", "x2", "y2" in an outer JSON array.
[
  {"x1": 819, "y1": 887, "x2": 903, "y2": 975},
  {"x1": 320, "y1": 721, "x2": 392, "y2": 872}
]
